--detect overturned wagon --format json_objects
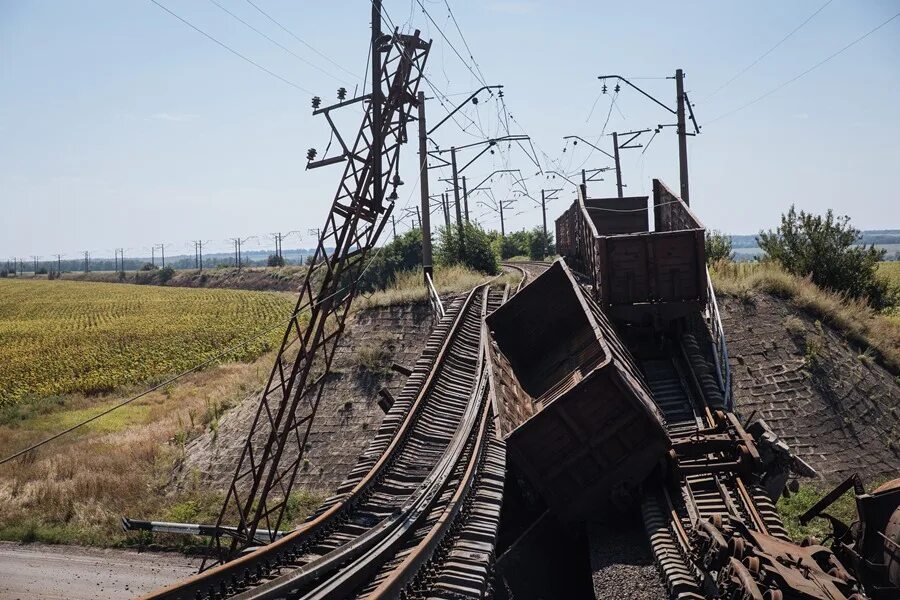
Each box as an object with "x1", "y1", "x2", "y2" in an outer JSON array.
[{"x1": 485, "y1": 260, "x2": 670, "y2": 519}]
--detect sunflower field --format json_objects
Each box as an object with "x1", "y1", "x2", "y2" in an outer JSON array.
[{"x1": 0, "y1": 279, "x2": 295, "y2": 406}]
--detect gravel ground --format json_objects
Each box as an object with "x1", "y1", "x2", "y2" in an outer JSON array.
[
  {"x1": 588, "y1": 519, "x2": 668, "y2": 600},
  {"x1": 0, "y1": 542, "x2": 198, "y2": 599}
]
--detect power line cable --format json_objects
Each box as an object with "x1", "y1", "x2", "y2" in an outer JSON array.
[
  {"x1": 703, "y1": 0, "x2": 834, "y2": 102},
  {"x1": 708, "y1": 10, "x2": 900, "y2": 124},
  {"x1": 414, "y1": 0, "x2": 487, "y2": 86},
  {"x1": 244, "y1": 0, "x2": 361, "y2": 81},
  {"x1": 442, "y1": 0, "x2": 488, "y2": 84},
  {"x1": 208, "y1": 0, "x2": 354, "y2": 86},
  {"x1": 148, "y1": 0, "x2": 314, "y2": 94}
]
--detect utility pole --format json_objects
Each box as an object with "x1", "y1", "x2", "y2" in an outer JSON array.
[
  {"x1": 541, "y1": 190, "x2": 547, "y2": 251},
  {"x1": 31, "y1": 255, "x2": 39, "y2": 275},
  {"x1": 84, "y1": 251, "x2": 90, "y2": 273},
  {"x1": 56, "y1": 254, "x2": 62, "y2": 275},
  {"x1": 449, "y1": 147, "x2": 465, "y2": 255},
  {"x1": 231, "y1": 238, "x2": 240, "y2": 269},
  {"x1": 371, "y1": 0, "x2": 383, "y2": 212},
  {"x1": 596, "y1": 71, "x2": 699, "y2": 204},
  {"x1": 416, "y1": 90, "x2": 433, "y2": 284},
  {"x1": 391, "y1": 215, "x2": 397, "y2": 239},
  {"x1": 461, "y1": 176, "x2": 469, "y2": 222},
  {"x1": 195, "y1": 240, "x2": 205, "y2": 271},
  {"x1": 307, "y1": 228, "x2": 322, "y2": 265},
  {"x1": 231, "y1": 236, "x2": 255, "y2": 270},
  {"x1": 675, "y1": 68, "x2": 690, "y2": 204},
  {"x1": 151, "y1": 245, "x2": 155, "y2": 267},
  {"x1": 156, "y1": 244, "x2": 167, "y2": 268},
  {"x1": 442, "y1": 193, "x2": 451, "y2": 230},
  {"x1": 114, "y1": 250, "x2": 119, "y2": 274},
  {"x1": 612, "y1": 131, "x2": 623, "y2": 198}
]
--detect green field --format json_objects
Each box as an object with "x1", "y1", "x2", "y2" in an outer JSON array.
[
  {"x1": 0, "y1": 279, "x2": 295, "y2": 405},
  {"x1": 879, "y1": 261, "x2": 900, "y2": 284}
]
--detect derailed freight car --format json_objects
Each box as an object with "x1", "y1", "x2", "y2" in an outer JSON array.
[
  {"x1": 484, "y1": 260, "x2": 670, "y2": 519},
  {"x1": 556, "y1": 179, "x2": 706, "y2": 324}
]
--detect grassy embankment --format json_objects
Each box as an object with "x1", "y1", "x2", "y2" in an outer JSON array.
[
  {"x1": 0, "y1": 265, "x2": 501, "y2": 548},
  {"x1": 711, "y1": 261, "x2": 900, "y2": 373},
  {"x1": 711, "y1": 261, "x2": 899, "y2": 541}
]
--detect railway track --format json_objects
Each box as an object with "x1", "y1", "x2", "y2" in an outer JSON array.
[
  {"x1": 146, "y1": 282, "x2": 512, "y2": 600},
  {"x1": 640, "y1": 335, "x2": 790, "y2": 600},
  {"x1": 500, "y1": 261, "x2": 551, "y2": 295}
]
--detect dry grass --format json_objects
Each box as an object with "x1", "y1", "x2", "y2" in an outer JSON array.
[
  {"x1": 355, "y1": 265, "x2": 507, "y2": 309},
  {"x1": 711, "y1": 261, "x2": 900, "y2": 374},
  {"x1": 0, "y1": 354, "x2": 323, "y2": 548},
  {"x1": 0, "y1": 264, "x2": 505, "y2": 548}
]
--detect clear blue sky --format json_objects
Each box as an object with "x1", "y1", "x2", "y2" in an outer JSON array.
[{"x1": 1, "y1": 0, "x2": 898, "y2": 260}]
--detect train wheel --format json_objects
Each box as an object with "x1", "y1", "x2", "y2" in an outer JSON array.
[
  {"x1": 744, "y1": 556, "x2": 761, "y2": 576},
  {"x1": 763, "y1": 590, "x2": 783, "y2": 600},
  {"x1": 728, "y1": 536, "x2": 745, "y2": 559}
]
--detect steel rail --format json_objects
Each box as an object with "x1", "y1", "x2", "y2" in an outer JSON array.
[
  {"x1": 365, "y1": 285, "x2": 505, "y2": 598},
  {"x1": 641, "y1": 338, "x2": 791, "y2": 599},
  {"x1": 143, "y1": 285, "x2": 486, "y2": 600},
  {"x1": 238, "y1": 287, "x2": 494, "y2": 599}
]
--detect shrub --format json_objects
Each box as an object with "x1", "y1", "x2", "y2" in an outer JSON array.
[
  {"x1": 705, "y1": 230, "x2": 734, "y2": 263},
  {"x1": 528, "y1": 227, "x2": 554, "y2": 260},
  {"x1": 437, "y1": 222, "x2": 498, "y2": 275},
  {"x1": 0, "y1": 270, "x2": 7, "y2": 278},
  {"x1": 502, "y1": 230, "x2": 531, "y2": 259},
  {"x1": 139, "y1": 262, "x2": 157, "y2": 271},
  {"x1": 357, "y1": 228, "x2": 423, "y2": 292},
  {"x1": 158, "y1": 266, "x2": 176, "y2": 284},
  {"x1": 267, "y1": 254, "x2": 285, "y2": 267},
  {"x1": 758, "y1": 205, "x2": 897, "y2": 309}
]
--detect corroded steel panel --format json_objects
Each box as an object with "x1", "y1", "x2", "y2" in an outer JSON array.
[
  {"x1": 554, "y1": 180, "x2": 706, "y2": 312},
  {"x1": 485, "y1": 260, "x2": 670, "y2": 519}
]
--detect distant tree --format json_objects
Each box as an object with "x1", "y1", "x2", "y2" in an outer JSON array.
[
  {"x1": 158, "y1": 266, "x2": 176, "y2": 284},
  {"x1": 35, "y1": 267, "x2": 48, "y2": 275},
  {"x1": 437, "y1": 222, "x2": 499, "y2": 275},
  {"x1": 758, "y1": 205, "x2": 897, "y2": 309},
  {"x1": 705, "y1": 230, "x2": 734, "y2": 263},
  {"x1": 267, "y1": 254, "x2": 285, "y2": 267},
  {"x1": 357, "y1": 229, "x2": 423, "y2": 292},
  {"x1": 492, "y1": 230, "x2": 530, "y2": 260},
  {"x1": 139, "y1": 262, "x2": 157, "y2": 271},
  {"x1": 0, "y1": 270, "x2": 7, "y2": 278},
  {"x1": 528, "y1": 227, "x2": 554, "y2": 260}
]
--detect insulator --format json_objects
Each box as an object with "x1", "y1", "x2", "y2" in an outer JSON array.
[
  {"x1": 601, "y1": 84, "x2": 607, "y2": 94},
  {"x1": 498, "y1": 89, "x2": 504, "y2": 98},
  {"x1": 387, "y1": 189, "x2": 398, "y2": 201},
  {"x1": 472, "y1": 96, "x2": 479, "y2": 105},
  {"x1": 573, "y1": 139, "x2": 578, "y2": 145},
  {"x1": 337, "y1": 87, "x2": 347, "y2": 100},
  {"x1": 311, "y1": 96, "x2": 321, "y2": 109},
  {"x1": 392, "y1": 173, "x2": 404, "y2": 186},
  {"x1": 306, "y1": 148, "x2": 317, "y2": 161},
  {"x1": 614, "y1": 83, "x2": 620, "y2": 93}
]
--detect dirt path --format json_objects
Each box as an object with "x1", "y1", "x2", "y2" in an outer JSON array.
[{"x1": 0, "y1": 542, "x2": 197, "y2": 599}]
